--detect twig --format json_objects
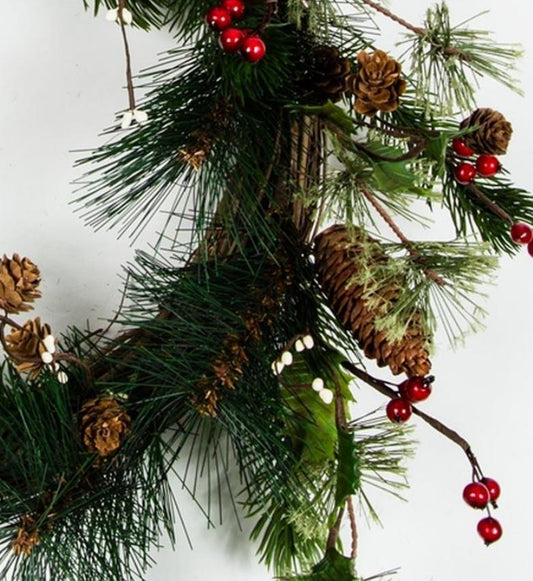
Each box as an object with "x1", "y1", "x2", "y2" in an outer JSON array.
[
  {"x1": 256, "y1": 0, "x2": 278, "y2": 34},
  {"x1": 118, "y1": 0, "x2": 136, "y2": 111},
  {"x1": 359, "y1": 0, "x2": 425, "y2": 35},
  {"x1": 358, "y1": 183, "x2": 446, "y2": 287},
  {"x1": 341, "y1": 361, "x2": 485, "y2": 480},
  {"x1": 466, "y1": 182, "x2": 514, "y2": 225},
  {"x1": 326, "y1": 506, "x2": 345, "y2": 550},
  {"x1": 354, "y1": 138, "x2": 427, "y2": 163},
  {"x1": 347, "y1": 496, "x2": 358, "y2": 560}
]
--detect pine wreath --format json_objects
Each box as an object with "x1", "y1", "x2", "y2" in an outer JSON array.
[{"x1": 1, "y1": 1, "x2": 531, "y2": 580}]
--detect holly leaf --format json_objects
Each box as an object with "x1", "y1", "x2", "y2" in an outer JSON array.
[
  {"x1": 279, "y1": 548, "x2": 358, "y2": 581},
  {"x1": 335, "y1": 427, "x2": 361, "y2": 507}
]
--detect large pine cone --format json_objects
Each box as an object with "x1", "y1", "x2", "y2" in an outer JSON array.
[
  {"x1": 459, "y1": 108, "x2": 512, "y2": 155},
  {"x1": 305, "y1": 45, "x2": 351, "y2": 104},
  {"x1": 5, "y1": 317, "x2": 52, "y2": 377},
  {"x1": 79, "y1": 397, "x2": 132, "y2": 458},
  {"x1": 0, "y1": 254, "x2": 41, "y2": 314},
  {"x1": 314, "y1": 225, "x2": 431, "y2": 377},
  {"x1": 346, "y1": 50, "x2": 406, "y2": 117}
]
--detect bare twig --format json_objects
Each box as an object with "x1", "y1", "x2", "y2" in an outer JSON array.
[
  {"x1": 359, "y1": 0, "x2": 425, "y2": 35},
  {"x1": 347, "y1": 496, "x2": 358, "y2": 559},
  {"x1": 118, "y1": 0, "x2": 136, "y2": 111},
  {"x1": 326, "y1": 506, "x2": 345, "y2": 550}
]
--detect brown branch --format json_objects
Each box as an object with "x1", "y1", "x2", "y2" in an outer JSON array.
[
  {"x1": 118, "y1": 0, "x2": 136, "y2": 111},
  {"x1": 326, "y1": 506, "x2": 345, "y2": 550},
  {"x1": 359, "y1": 0, "x2": 425, "y2": 35},
  {"x1": 466, "y1": 182, "x2": 514, "y2": 225},
  {"x1": 256, "y1": 0, "x2": 278, "y2": 34},
  {"x1": 341, "y1": 361, "x2": 485, "y2": 479},
  {"x1": 358, "y1": 183, "x2": 446, "y2": 287},
  {"x1": 347, "y1": 496, "x2": 358, "y2": 560}
]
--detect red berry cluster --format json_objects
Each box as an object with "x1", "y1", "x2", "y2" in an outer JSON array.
[
  {"x1": 510, "y1": 221, "x2": 533, "y2": 257},
  {"x1": 204, "y1": 1, "x2": 267, "y2": 63},
  {"x1": 462, "y1": 477, "x2": 502, "y2": 545},
  {"x1": 385, "y1": 376, "x2": 434, "y2": 424},
  {"x1": 451, "y1": 138, "x2": 501, "y2": 186}
]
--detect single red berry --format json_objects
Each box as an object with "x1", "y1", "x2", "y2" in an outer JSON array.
[
  {"x1": 205, "y1": 6, "x2": 232, "y2": 31},
  {"x1": 399, "y1": 376, "x2": 433, "y2": 403},
  {"x1": 480, "y1": 477, "x2": 501, "y2": 503},
  {"x1": 221, "y1": 0, "x2": 246, "y2": 19},
  {"x1": 242, "y1": 35, "x2": 266, "y2": 63},
  {"x1": 219, "y1": 27, "x2": 246, "y2": 53},
  {"x1": 452, "y1": 137, "x2": 475, "y2": 158},
  {"x1": 463, "y1": 481, "x2": 490, "y2": 509},
  {"x1": 510, "y1": 222, "x2": 533, "y2": 244},
  {"x1": 386, "y1": 398, "x2": 412, "y2": 424},
  {"x1": 475, "y1": 154, "x2": 501, "y2": 178},
  {"x1": 454, "y1": 162, "x2": 477, "y2": 185},
  {"x1": 477, "y1": 517, "x2": 502, "y2": 545},
  {"x1": 528, "y1": 239, "x2": 533, "y2": 257}
]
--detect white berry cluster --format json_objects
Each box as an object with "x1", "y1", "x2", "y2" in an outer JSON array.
[{"x1": 271, "y1": 334, "x2": 334, "y2": 405}]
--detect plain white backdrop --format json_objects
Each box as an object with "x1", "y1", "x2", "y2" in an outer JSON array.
[{"x1": 1, "y1": 1, "x2": 532, "y2": 580}]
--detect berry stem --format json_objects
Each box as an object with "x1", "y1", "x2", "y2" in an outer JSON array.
[{"x1": 342, "y1": 361, "x2": 485, "y2": 479}]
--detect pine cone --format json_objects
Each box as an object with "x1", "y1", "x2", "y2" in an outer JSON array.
[
  {"x1": 5, "y1": 317, "x2": 52, "y2": 377},
  {"x1": 314, "y1": 225, "x2": 431, "y2": 377},
  {"x1": 305, "y1": 45, "x2": 351, "y2": 103},
  {"x1": 79, "y1": 397, "x2": 132, "y2": 458},
  {"x1": 346, "y1": 50, "x2": 406, "y2": 117},
  {"x1": 459, "y1": 108, "x2": 513, "y2": 155},
  {"x1": 0, "y1": 254, "x2": 41, "y2": 314}
]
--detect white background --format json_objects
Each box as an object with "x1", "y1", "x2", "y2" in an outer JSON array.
[{"x1": 1, "y1": 1, "x2": 532, "y2": 580}]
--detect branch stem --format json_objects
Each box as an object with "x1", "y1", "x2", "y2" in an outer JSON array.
[
  {"x1": 359, "y1": 0, "x2": 425, "y2": 35},
  {"x1": 118, "y1": 0, "x2": 136, "y2": 111},
  {"x1": 341, "y1": 361, "x2": 485, "y2": 479},
  {"x1": 358, "y1": 183, "x2": 446, "y2": 287}
]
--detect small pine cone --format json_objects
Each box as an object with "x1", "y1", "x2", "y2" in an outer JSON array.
[
  {"x1": 314, "y1": 224, "x2": 431, "y2": 377},
  {"x1": 346, "y1": 50, "x2": 406, "y2": 117},
  {"x1": 0, "y1": 254, "x2": 41, "y2": 314},
  {"x1": 5, "y1": 317, "x2": 52, "y2": 378},
  {"x1": 305, "y1": 45, "x2": 351, "y2": 103},
  {"x1": 459, "y1": 108, "x2": 513, "y2": 155},
  {"x1": 79, "y1": 397, "x2": 132, "y2": 458}
]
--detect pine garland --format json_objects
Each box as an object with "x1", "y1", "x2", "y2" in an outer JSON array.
[{"x1": 1, "y1": 0, "x2": 529, "y2": 579}]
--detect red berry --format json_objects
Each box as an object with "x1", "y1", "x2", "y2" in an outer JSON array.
[
  {"x1": 463, "y1": 481, "x2": 490, "y2": 509},
  {"x1": 219, "y1": 27, "x2": 246, "y2": 53},
  {"x1": 480, "y1": 477, "x2": 501, "y2": 503},
  {"x1": 477, "y1": 517, "x2": 502, "y2": 545},
  {"x1": 399, "y1": 376, "x2": 433, "y2": 403},
  {"x1": 528, "y1": 239, "x2": 533, "y2": 257},
  {"x1": 386, "y1": 398, "x2": 412, "y2": 424},
  {"x1": 242, "y1": 35, "x2": 266, "y2": 63},
  {"x1": 475, "y1": 154, "x2": 501, "y2": 177},
  {"x1": 205, "y1": 6, "x2": 232, "y2": 31},
  {"x1": 452, "y1": 138, "x2": 475, "y2": 158},
  {"x1": 454, "y1": 162, "x2": 477, "y2": 185},
  {"x1": 221, "y1": 0, "x2": 246, "y2": 19},
  {"x1": 510, "y1": 222, "x2": 533, "y2": 244}
]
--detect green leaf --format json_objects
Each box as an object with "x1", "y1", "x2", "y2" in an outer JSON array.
[
  {"x1": 289, "y1": 102, "x2": 356, "y2": 135},
  {"x1": 371, "y1": 160, "x2": 418, "y2": 193},
  {"x1": 335, "y1": 427, "x2": 361, "y2": 507}
]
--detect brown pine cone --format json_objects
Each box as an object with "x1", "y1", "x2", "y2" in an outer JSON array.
[
  {"x1": 459, "y1": 108, "x2": 513, "y2": 155},
  {"x1": 0, "y1": 254, "x2": 41, "y2": 314},
  {"x1": 305, "y1": 45, "x2": 351, "y2": 104},
  {"x1": 79, "y1": 397, "x2": 132, "y2": 458},
  {"x1": 314, "y1": 224, "x2": 431, "y2": 377},
  {"x1": 346, "y1": 50, "x2": 406, "y2": 117},
  {"x1": 5, "y1": 317, "x2": 52, "y2": 378}
]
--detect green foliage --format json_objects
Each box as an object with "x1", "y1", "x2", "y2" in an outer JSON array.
[
  {"x1": 402, "y1": 3, "x2": 522, "y2": 114},
  {"x1": 279, "y1": 548, "x2": 357, "y2": 581}
]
